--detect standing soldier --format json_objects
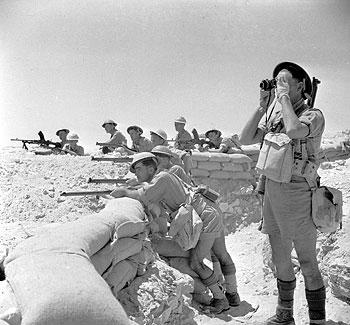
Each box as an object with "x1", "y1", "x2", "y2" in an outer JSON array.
[
  {"x1": 174, "y1": 116, "x2": 195, "y2": 151},
  {"x1": 240, "y1": 62, "x2": 326, "y2": 325}
]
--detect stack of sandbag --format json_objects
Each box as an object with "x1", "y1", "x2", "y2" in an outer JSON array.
[
  {"x1": 93, "y1": 198, "x2": 156, "y2": 297},
  {"x1": 3, "y1": 197, "x2": 152, "y2": 325}
]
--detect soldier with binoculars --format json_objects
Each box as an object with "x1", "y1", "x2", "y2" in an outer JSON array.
[{"x1": 240, "y1": 62, "x2": 326, "y2": 325}]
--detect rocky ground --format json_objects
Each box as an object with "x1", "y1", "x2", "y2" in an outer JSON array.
[{"x1": 0, "y1": 142, "x2": 349, "y2": 324}]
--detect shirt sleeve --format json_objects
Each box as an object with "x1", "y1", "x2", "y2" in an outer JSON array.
[
  {"x1": 137, "y1": 173, "x2": 168, "y2": 206},
  {"x1": 109, "y1": 131, "x2": 127, "y2": 146},
  {"x1": 76, "y1": 145, "x2": 84, "y2": 156},
  {"x1": 299, "y1": 109, "x2": 325, "y2": 138}
]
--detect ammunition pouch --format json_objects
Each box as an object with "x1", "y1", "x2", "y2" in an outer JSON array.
[{"x1": 195, "y1": 185, "x2": 220, "y2": 203}]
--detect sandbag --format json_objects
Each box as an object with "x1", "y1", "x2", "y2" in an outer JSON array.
[
  {"x1": 103, "y1": 198, "x2": 146, "y2": 239},
  {"x1": 0, "y1": 280, "x2": 20, "y2": 325},
  {"x1": 5, "y1": 214, "x2": 116, "y2": 263},
  {"x1": 105, "y1": 259, "x2": 138, "y2": 297},
  {"x1": 5, "y1": 253, "x2": 130, "y2": 325},
  {"x1": 128, "y1": 241, "x2": 156, "y2": 276},
  {"x1": 197, "y1": 161, "x2": 221, "y2": 171},
  {"x1": 91, "y1": 237, "x2": 143, "y2": 276}
]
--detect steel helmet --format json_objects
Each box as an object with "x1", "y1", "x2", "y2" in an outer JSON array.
[
  {"x1": 102, "y1": 119, "x2": 117, "y2": 128},
  {"x1": 56, "y1": 128, "x2": 70, "y2": 136},
  {"x1": 67, "y1": 133, "x2": 79, "y2": 141},
  {"x1": 129, "y1": 152, "x2": 158, "y2": 173},
  {"x1": 174, "y1": 116, "x2": 186, "y2": 124},
  {"x1": 205, "y1": 129, "x2": 222, "y2": 138},
  {"x1": 151, "y1": 145, "x2": 173, "y2": 157},
  {"x1": 150, "y1": 129, "x2": 167, "y2": 141},
  {"x1": 273, "y1": 62, "x2": 312, "y2": 97},
  {"x1": 127, "y1": 125, "x2": 143, "y2": 134}
]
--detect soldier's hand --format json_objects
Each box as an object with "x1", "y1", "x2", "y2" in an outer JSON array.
[
  {"x1": 276, "y1": 76, "x2": 290, "y2": 102},
  {"x1": 110, "y1": 187, "x2": 127, "y2": 198},
  {"x1": 259, "y1": 89, "x2": 275, "y2": 111}
]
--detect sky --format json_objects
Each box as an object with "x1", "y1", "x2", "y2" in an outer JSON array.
[{"x1": 1, "y1": 0, "x2": 350, "y2": 151}]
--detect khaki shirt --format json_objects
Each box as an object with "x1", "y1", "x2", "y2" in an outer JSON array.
[
  {"x1": 109, "y1": 130, "x2": 127, "y2": 147},
  {"x1": 138, "y1": 171, "x2": 187, "y2": 212},
  {"x1": 168, "y1": 165, "x2": 192, "y2": 185},
  {"x1": 259, "y1": 99, "x2": 325, "y2": 164},
  {"x1": 62, "y1": 143, "x2": 84, "y2": 156},
  {"x1": 131, "y1": 136, "x2": 153, "y2": 153},
  {"x1": 174, "y1": 130, "x2": 194, "y2": 150}
]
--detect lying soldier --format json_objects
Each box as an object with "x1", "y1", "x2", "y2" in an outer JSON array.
[{"x1": 110, "y1": 152, "x2": 240, "y2": 314}]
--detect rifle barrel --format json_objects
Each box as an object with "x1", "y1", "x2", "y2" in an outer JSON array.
[
  {"x1": 87, "y1": 178, "x2": 128, "y2": 184},
  {"x1": 91, "y1": 156, "x2": 132, "y2": 162},
  {"x1": 60, "y1": 190, "x2": 112, "y2": 197}
]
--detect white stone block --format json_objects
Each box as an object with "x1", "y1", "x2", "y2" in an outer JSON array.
[
  {"x1": 210, "y1": 170, "x2": 232, "y2": 179},
  {"x1": 191, "y1": 152, "x2": 210, "y2": 162},
  {"x1": 198, "y1": 161, "x2": 222, "y2": 171},
  {"x1": 207, "y1": 153, "x2": 231, "y2": 162},
  {"x1": 222, "y1": 163, "x2": 244, "y2": 172},
  {"x1": 231, "y1": 171, "x2": 253, "y2": 180},
  {"x1": 191, "y1": 169, "x2": 210, "y2": 177},
  {"x1": 227, "y1": 154, "x2": 253, "y2": 164}
]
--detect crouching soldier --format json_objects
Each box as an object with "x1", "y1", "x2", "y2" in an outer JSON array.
[{"x1": 110, "y1": 152, "x2": 240, "y2": 314}]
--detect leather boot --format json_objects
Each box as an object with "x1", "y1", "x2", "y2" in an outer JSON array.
[{"x1": 265, "y1": 278, "x2": 296, "y2": 325}]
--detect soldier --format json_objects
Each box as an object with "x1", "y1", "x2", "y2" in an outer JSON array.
[
  {"x1": 110, "y1": 153, "x2": 240, "y2": 314},
  {"x1": 204, "y1": 129, "x2": 243, "y2": 153},
  {"x1": 240, "y1": 62, "x2": 326, "y2": 325},
  {"x1": 56, "y1": 128, "x2": 70, "y2": 148},
  {"x1": 100, "y1": 119, "x2": 127, "y2": 154},
  {"x1": 174, "y1": 116, "x2": 195, "y2": 151},
  {"x1": 125, "y1": 125, "x2": 153, "y2": 153},
  {"x1": 62, "y1": 133, "x2": 84, "y2": 156},
  {"x1": 150, "y1": 129, "x2": 192, "y2": 175},
  {"x1": 151, "y1": 145, "x2": 191, "y2": 184}
]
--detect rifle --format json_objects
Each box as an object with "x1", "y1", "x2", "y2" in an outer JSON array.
[
  {"x1": 91, "y1": 156, "x2": 133, "y2": 163},
  {"x1": 87, "y1": 178, "x2": 128, "y2": 184},
  {"x1": 60, "y1": 190, "x2": 112, "y2": 197},
  {"x1": 11, "y1": 131, "x2": 61, "y2": 150},
  {"x1": 307, "y1": 77, "x2": 321, "y2": 109}
]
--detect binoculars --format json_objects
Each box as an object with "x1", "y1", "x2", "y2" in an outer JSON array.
[{"x1": 260, "y1": 79, "x2": 276, "y2": 91}]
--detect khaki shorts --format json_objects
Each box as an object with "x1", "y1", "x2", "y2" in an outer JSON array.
[{"x1": 261, "y1": 176, "x2": 316, "y2": 240}]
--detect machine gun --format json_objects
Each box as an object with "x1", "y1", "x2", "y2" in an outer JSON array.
[{"x1": 11, "y1": 131, "x2": 61, "y2": 150}]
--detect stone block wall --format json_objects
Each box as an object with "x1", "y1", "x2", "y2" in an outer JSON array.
[{"x1": 190, "y1": 151, "x2": 261, "y2": 234}]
